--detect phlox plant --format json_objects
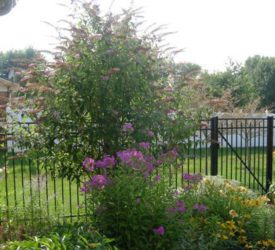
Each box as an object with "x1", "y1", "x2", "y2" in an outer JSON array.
[
  {"x1": 80, "y1": 143, "x2": 208, "y2": 249},
  {"x1": 80, "y1": 147, "x2": 275, "y2": 250},
  {"x1": 80, "y1": 143, "x2": 178, "y2": 249}
]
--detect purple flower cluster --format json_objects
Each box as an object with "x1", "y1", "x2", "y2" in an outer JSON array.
[
  {"x1": 143, "y1": 129, "x2": 155, "y2": 138},
  {"x1": 80, "y1": 181, "x2": 90, "y2": 193},
  {"x1": 139, "y1": 142, "x2": 150, "y2": 149},
  {"x1": 80, "y1": 175, "x2": 110, "y2": 192},
  {"x1": 96, "y1": 155, "x2": 116, "y2": 169},
  {"x1": 82, "y1": 157, "x2": 95, "y2": 172},
  {"x1": 182, "y1": 173, "x2": 203, "y2": 183},
  {"x1": 193, "y1": 203, "x2": 208, "y2": 213},
  {"x1": 117, "y1": 149, "x2": 158, "y2": 177},
  {"x1": 154, "y1": 174, "x2": 161, "y2": 182},
  {"x1": 159, "y1": 148, "x2": 178, "y2": 163},
  {"x1": 90, "y1": 175, "x2": 110, "y2": 189},
  {"x1": 117, "y1": 149, "x2": 144, "y2": 169},
  {"x1": 168, "y1": 200, "x2": 186, "y2": 213},
  {"x1": 83, "y1": 155, "x2": 116, "y2": 173},
  {"x1": 153, "y1": 226, "x2": 165, "y2": 236},
  {"x1": 122, "y1": 122, "x2": 134, "y2": 132}
]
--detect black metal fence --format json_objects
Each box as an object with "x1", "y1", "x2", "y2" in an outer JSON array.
[{"x1": 0, "y1": 116, "x2": 274, "y2": 221}]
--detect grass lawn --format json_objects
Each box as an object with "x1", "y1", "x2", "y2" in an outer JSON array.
[{"x1": 0, "y1": 152, "x2": 87, "y2": 221}]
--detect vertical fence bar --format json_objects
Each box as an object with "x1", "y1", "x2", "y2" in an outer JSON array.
[
  {"x1": 211, "y1": 117, "x2": 219, "y2": 175},
  {"x1": 266, "y1": 116, "x2": 273, "y2": 191}
]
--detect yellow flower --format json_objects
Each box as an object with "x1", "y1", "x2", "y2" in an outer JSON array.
[
  {"x1": 240, "y1": 229, "x2": 246, "y2": 234},
  {"x1": 238, "y1": 186, "x2": 247, "y2": 193},
  {"x1": 244, "y1": 214, "x2": 251, "y2": 220},
  {"x1": 259, "y1": 195, "x2": 270, "y2": 203},
  {"x1": 244, "y1": 244, "x2": 253, "y2": 250},
  {"x1": 226, "y1": 220, "x2": 236, "y2": 230},
  {"x1": 229, "y1": 209, "x2": 238, "y2": 218},
  {"x1": 221, "y1": 235, "x2": 229, "y2": 240},
  {"x1": 239, "y1": 236, "x2": 247, "y2": 245},
  {"x1": 257, "y1": 239, "x2": 275, "y2": 247},
  {"x1": 219, "y1": 189, "x2": 226, "y2": 197}
]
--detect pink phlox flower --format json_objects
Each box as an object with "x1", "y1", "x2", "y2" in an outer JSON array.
[
  {"x1": 168, "y1": 200, "x2": 186, "y2": 213},
  {"x1": 155, "y1": 174, "x2": 161, "y2": 182},
  {"x1": 80, "y1": 181, "x2": 90, "y2": 193},
  {"x1": 101, "y1": 75, "x2": 109, "y2": 81},
  {"x1": 117, "y1": 149, "x2": 144, "y2": 168},
  {"x1": 176, "y1": 200, "x2": 187, "y2": 213},
  {"x1": 153, "y1": 226, "x2": 165, "y2": 236},
  {"x1": 167, "y1": 207, "x2": 176, "y2": 213},
  {"x1": 139, "y1": 142, "x2": 150, "y2": 149},
  {"x1": 147, "y1": 131, "x2": 154, "y2": 137},
  {"x1": 193, "y1": 203, "x2": 208, "y2": 213},
  {"x1": 182, "y1": 173, "x2": 203, "y2": 183},
  {"x1": 82, "y1": 157, "x2": 95, "y2": 172},
  {"x1": 90, "y1": 175, "x2": 110, "y2": 189},
  {"x1": 122, "y1": 122, "x2": 134, "y2": 132},
  {"x1": 159, "y1": 148, "x2": 178, "y2": 163},
  {"x1": 96, "y1": 155, "x2": 116, "y2": 168},
  {"x1": 145, "y1": 130, "x2": 154, "y2": 137}
]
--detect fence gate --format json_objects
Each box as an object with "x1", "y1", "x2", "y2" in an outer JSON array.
[{"x1": 210, "y1": 116, "x2": 274, "y2": 193}]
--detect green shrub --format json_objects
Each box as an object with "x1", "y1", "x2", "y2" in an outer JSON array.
[
  {"x1": 0, "y1": 197, "x2": 58, "y2": 242},
  {"x1": 2, "y1": 223, "x2": 117, "y2": 250},
  {"x1": 89, "y1": 166, "x2": 184, "y2": 250}
]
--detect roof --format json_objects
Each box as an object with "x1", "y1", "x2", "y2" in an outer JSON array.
[{"x1": 0, "y1": 77, "x2": 19, "y2": 91}]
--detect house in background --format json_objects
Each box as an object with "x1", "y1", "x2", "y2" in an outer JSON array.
[{"x1": 0, "y1": 77, "x2": 19, "y2": 122}]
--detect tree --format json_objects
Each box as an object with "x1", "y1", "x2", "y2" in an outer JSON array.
[
  {"x1": 203, "y1": 60, "x2": 256, "y2": 108},
  {"x1": 0, "y1": 48, "x2": 39, "y2": 82},
  {"x1": 18, "y1": 1, "x2": 206, "y2": 179},
  {"x1": 244, "y1": 55, "x2": 275, "y2": 109}
]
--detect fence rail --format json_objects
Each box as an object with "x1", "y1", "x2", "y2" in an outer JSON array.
[{"x1": 0, "y1": 117, "x2": 274, "y2": 221}]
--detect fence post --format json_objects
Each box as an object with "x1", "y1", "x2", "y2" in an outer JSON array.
[
  {"x1": 266, "y1": 116, "x2": 273, "y2": 192},
  {"x1": 211, "y1": 116, "x2": 219, "y2": 175}
]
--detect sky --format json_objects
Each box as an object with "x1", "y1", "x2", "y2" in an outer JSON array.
[{"x1": 1, "y1": 0, "x2": 275, "y2": 72}]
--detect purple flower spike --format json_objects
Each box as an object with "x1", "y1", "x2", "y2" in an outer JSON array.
[
  {"x1": 122, "y1": 122, "x2": 134, "y2": 132},
  {"x1": 82, "y1": 157, "x2": 95, "y2": 172},
  {"x1": 153, "y1": 226, "x2": 165, "y2": 236}
]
